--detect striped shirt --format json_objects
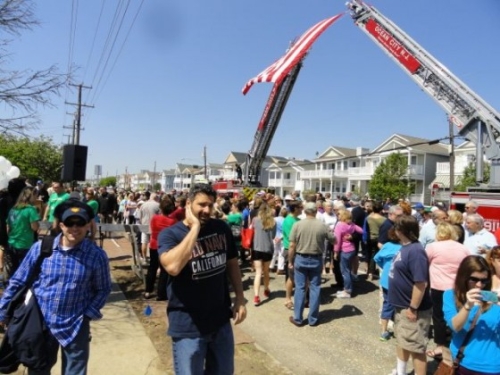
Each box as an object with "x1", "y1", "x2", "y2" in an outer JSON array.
[{"x1": 0, "y1": 234, "x2": 112, "y2": 346}]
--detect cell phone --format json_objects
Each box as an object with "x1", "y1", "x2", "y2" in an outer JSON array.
[{"x1": 480, "y1": 290, "x2": 499, "y2": 303}]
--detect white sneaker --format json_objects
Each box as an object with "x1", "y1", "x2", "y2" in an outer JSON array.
[{"x1": 336, "y1": 291, "x2": 351, "y2": 299}]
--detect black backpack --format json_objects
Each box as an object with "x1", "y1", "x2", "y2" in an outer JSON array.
[{"x1": 0, "y1": 236, "x2": 54, "y2": 373}]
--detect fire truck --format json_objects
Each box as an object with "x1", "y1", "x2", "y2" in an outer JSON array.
[{"x1": 345, "y1": 0, "x2": 500, "y2": 228}]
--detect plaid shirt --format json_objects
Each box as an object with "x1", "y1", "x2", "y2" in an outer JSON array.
[{"x1": 0, "y1": 234, "x2": 112, "y2": 346}]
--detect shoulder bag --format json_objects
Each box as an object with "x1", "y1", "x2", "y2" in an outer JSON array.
[
  {"x1": 0, "y1": 236, "x2": 54, "y2": 373},
  {"x1": 433, "y1": 307, "x2": 482, "y2": 375}
]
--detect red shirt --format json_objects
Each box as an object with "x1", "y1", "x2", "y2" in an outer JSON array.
[
  {"x1": 149, "y1": 214, "x2": 177, "y2": 250},
  {"x1": 169, "y1": 207, "x2": 185, "y2": 222}
]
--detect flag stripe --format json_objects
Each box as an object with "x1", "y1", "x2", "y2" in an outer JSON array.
[{"x1": 242, "y1": 13, "x2": 344, "y2": 95}]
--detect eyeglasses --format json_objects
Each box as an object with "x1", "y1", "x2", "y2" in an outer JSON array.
[
  {"x1": 64, "y1": 220, "x2": 87, "y2": 228},
  {"x1": 468, "y1": 276, "x2": 489, "y2": 284}
]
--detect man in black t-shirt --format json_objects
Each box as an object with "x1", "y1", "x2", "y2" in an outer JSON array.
[{"x1": 158, "y1": 184, "x2": 246, "y2": 374}]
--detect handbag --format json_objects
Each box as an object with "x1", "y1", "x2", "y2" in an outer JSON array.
[
  {"x1": 241, "y1": 227, "x2": 254, "y2": 250},
  {"x1": 433, "y1": 307, "x2": 482, "y2": 375},
  {"x1": 0, "y1": 236, "x2": 54, "y2": 373}
]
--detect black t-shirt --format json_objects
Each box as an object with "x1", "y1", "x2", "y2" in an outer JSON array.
[
  {"x1": 388, "y1": 242, "x2": 432, "y2": 310},
  {"x1": 378, "y1": 219, "x2": 394, "y2": 245},
  {"x1": 158, "y1": 219, "x2": 238, "y2": 337}
]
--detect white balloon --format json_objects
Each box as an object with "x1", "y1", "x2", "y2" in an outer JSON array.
[
  {"x1": 7, "y1": 166, "x2": 20, "y2": 179},
  {"x1": 0, "y1": 156, "x2": 7, "y2": 172},
  {"x1": 0, "y1": 171, "x2": 8, "y2": 190}
]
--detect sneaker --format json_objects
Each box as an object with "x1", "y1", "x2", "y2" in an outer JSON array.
[
  {"x1": 253, "y1": 296, "x2": 261, "y2": 306},
  {"x1": 336, "y1": 291, "x2": 351, "y2": 299},
  {"x1": 387, "y1": 369, "x2": 397, "y2": 375},
  {"x1": 264, "y1": 289, "x2": 271, "y2": 298},
  {"x1": 380, "y1": 331, "x2": 391, "y2": 341}
]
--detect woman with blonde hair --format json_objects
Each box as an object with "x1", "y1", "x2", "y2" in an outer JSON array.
[
  {"x1": 447, "y1": 209, "x2": 465, "y2": 244},
  {"x1": 251, "y1": 202, "x2": 276, "y2": 306},
  {"x1": 333, "y1": 209, "x2": 363, "y2": 299},
  {"x1": 5, "y1": 187, "x2": 40, "y2": 280},
  {"x1": 424, "y1": 222, "x2": 469, "y2": 360}
]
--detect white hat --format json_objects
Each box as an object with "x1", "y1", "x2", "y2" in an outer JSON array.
[{"x1": 284, "y1": 194, "x2": 294, "y2": 201}]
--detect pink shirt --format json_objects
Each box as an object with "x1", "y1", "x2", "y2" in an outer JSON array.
[
  {"x1": 334, "y1": 221, "x2": 363, "y2": 253},
  {"x1": 425, "y1": 240, "x2": 470, "y2": 291}
]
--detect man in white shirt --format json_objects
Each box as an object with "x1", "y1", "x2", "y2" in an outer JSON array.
[{"x1": 463, "y1": 213, "x2": 497, "y2": 255}]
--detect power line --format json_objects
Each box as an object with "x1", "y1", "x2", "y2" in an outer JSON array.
[{"x1": 82, "y1": 0, "x2": 107, "y2": 83}]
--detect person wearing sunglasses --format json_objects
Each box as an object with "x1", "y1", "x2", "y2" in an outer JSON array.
[
  {"x1": 0, "y1": 205, "x2": 112, "y2": 374},
  {"x1": 443, "y1": 255, "x2": 500, "y2": 374}
]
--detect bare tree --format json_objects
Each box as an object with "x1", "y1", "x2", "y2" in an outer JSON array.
[{"x1": 0, "y1": 0, "x2": 72, "y2": 135}]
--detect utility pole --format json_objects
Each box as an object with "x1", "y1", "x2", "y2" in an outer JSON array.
[
  {"x1": 152, "y1": 160, "x2": 157, "y2": 190},
  {"x1": 203, "y1": 145, "x2": 208, "y2": 180},
  {"x1": 65, "y1": 83, "x2": 93, "y2": 145},
  {"x1": 448, "y1": 115, "x2": 455, "y2": 193}
]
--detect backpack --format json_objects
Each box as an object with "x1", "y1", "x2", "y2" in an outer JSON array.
[{"x1": 0, "y1": 236, "x2": 54, "y2": 373}]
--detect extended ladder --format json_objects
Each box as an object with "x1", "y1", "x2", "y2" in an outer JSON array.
[
  {"x1": 347, "y1": 0, "x2": 500, "y2": 185},
  {"x1": 245, "y1": 62, "x2": 302, "y2": 185}
]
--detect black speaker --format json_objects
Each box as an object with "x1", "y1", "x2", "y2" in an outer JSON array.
[{"x1": 61, "y1": 145, "x2": 88, "y2": 182}]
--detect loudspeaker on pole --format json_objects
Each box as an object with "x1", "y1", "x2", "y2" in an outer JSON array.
[{"x1": 61, "y1": 145, "x2": 88, "y2": 182}]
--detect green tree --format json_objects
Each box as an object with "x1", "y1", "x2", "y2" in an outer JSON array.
[
  {"x1": 0, "y1": 134, "x2": 62, "y2": 182},
  {"x1": 153, "y1": 182, "x2": 161, "y2": 191},
  {"x1": 455, "y1": 162, "x2": 490, "y2": 191},
  {"x1": 99, "y1": 177, "x2": 116, "y2": 188},
  {"x1": 368, "y1": 153, "x2": 412, "y2": 201}
]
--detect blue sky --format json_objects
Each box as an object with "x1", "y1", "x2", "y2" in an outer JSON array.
[{"x1": 9, "y1": 0, "x2": 500, "y2": 178}]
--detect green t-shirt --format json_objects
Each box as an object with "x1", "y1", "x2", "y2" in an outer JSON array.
[
  {"x1": 226, "y1": 212, "x2": 243, "y2": 245},
  {"x1": 282, "y1": 214, "x2": 300, "y2": 250},
  {"x1": 87, "y1": 200, "x2": 99, "y2": 217},
  {"x1": 7, "y1": 205, "x2": 40, "y2": 249},
  {"x1": 47, "y1": 192, "x2": 70, "y2": 222}
]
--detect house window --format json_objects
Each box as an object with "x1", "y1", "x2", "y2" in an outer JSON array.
[
  {"x1": 352, "y1": 161, "x2": 357, "y2": 168},
  {"x1": 331, "y1": 163, "x2": 335, "y2": 170},
  {"x1": 270, "y1": 171, "x2": 275, "y2": 179},
  {"x1": 296, "y1": 172, "x2": 300, "y2": 179},
  {"x1": 410, "y1": 155, "x2": 417, "y2": 165},
  {"x1": 285, "y1": 172, "x2": 291, "y2": 179},
  {"x1": 343, "y1": 161, "x2": 348, "y2": 170},
  {"x1": 276, "y1": 172, "x2": 281, "y2": 179}
]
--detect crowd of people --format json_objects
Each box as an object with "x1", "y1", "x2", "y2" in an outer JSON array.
[{"x1": 1, "y1": 177, "x2": 500, "y2": 374}]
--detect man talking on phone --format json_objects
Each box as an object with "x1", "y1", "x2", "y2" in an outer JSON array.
[{"x1": 158, "y1": 183, "x2": 246, "y2": 375}]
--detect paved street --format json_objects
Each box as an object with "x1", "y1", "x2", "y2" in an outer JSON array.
[{"x1": 237, "y1": 263, "x2": 439, "y2": 375}]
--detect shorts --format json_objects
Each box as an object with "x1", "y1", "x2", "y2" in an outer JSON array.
[
  {"x1": 380, "y1": 287, "x2": 394, "y2": 320},
  {"x1": 141, "y1": 232, "x2": 150, "y2": 245},
  {"x1": 251, "y1": 250, "x2": 272, "y2": 262},
  {"x1": 394, "y1": 307, "x2": 432, "y2": 354}
]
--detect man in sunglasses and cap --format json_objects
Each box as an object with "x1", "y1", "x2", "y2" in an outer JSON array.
[{"x1": 0, "y1": 205, "x2": 112, "y2": 374}]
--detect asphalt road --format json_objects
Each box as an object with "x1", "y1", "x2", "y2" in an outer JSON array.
[{"x1": 237, "y1": 264, "x2": 440, "y2": 375}]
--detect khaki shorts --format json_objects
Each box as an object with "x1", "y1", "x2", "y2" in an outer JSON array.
[
  {"x1": 141, "y1": 232, "x2": 150, "y2": 245},
  {"x1": 394, "y1": 307, "x2": 432, "y2": 354}
]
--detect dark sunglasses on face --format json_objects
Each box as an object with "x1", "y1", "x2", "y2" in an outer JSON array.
[
  {"x1": 469, "y1": 276, "x2": 489, "y2": 284},
  {"x1": 64, "y1": 219, "x2": 87, "y2": 227}
]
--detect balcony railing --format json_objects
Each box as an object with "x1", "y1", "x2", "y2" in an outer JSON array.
[
  {"x1": 436, "y1": 161, "x2": 470, "y2": 175},
  {"x1": 407, "y1": 165, "x2": 424, "y2": 176},
  {"x1": 301, "y1": 170, "x2": 335, "y2": 178},
  {"x1": 268, "y1": 178, "x2": 295, "y2": 187}
]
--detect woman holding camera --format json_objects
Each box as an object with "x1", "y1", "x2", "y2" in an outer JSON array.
[{"x1": 443, "y1": 255, "x2": 500, "y2": 374}]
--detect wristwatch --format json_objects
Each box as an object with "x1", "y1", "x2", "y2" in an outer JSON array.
[{"x1": 409, "y1": 306, "x2": 418, "y2": 313}]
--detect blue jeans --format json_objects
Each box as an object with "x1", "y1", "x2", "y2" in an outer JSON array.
[
  {"x1": 172, "y1": 322, "x2": 234, "y2": 375},
  {"x1": 340, "y1": 251, "x2": 356, "y2": 294},
  {"x1": 29, "y1": 317, "x2": 90, "y2": 375},
  {"x1": 293, "y1": 254, "x2": 322, "y2": 326}
]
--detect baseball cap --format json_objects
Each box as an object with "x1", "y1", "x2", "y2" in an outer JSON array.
[
  {"x1": 256, "y1": 190, "x2": 266, "y2": 196},
  {"x1": 61, "y1": 207, "x2": 90, "y2": 225},
  {"x1": 36, "y1": 180, "x2": 43, "y2": 185},
  {"x1": 284, "y1": 194, "x2": 294, "y2": 201},
  {"x1": 350, "y1": 195, "x2": 361, "y2": 203},
  {"x1": 413, "y1": 202, "x2": 424, "y2": 210}
]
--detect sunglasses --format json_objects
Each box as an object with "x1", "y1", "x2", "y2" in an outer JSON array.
[
  {"x1": 64, "y1": 220, "x2": 87, "y2": 228},
  {"x1": 468, "y1": 276, "x2": 489, "y2": 284}
]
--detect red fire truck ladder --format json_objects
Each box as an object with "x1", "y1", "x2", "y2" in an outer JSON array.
[
  {"x1": 244, "y1": 62, "x2": 303, "y2": 186},
  {"x1": 346, "y1": 0, "x2": 500, "y2": 187}
]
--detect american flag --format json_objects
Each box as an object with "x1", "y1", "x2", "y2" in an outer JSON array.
[{"x1": 242, "y1": 13, "x2": 344, "y2": 95}]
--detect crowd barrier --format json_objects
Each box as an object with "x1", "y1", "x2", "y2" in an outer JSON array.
[{"x1": 38, "y1": 221, "x2": 149, "y2": 284}]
